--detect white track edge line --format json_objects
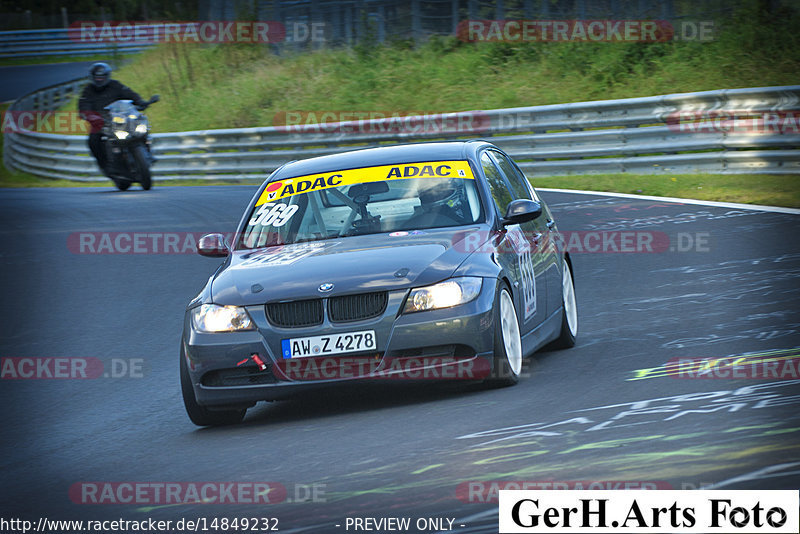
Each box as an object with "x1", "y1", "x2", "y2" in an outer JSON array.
[{"x1": 536, "y1": 188, "x2": 800, "y2": 215}]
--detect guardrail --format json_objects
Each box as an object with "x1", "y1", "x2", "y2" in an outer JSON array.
[
  {"x1": 4, "y1": 80, "x2": 800, "y2": 182},
  {"x1": 0, "y1": 27, "x2": 155, "y2": 59}
]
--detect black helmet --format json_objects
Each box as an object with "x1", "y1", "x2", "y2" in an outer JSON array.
[
  {"x1": 418, "y1": 178, "x2": 468, "y2": 218},
  {"x1": 89, "y1": 62, "x2": 112, "y2": 88}
]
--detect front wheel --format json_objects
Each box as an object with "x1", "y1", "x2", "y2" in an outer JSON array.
[
  {"x1": 131, "y1": 144, "x2": 152, "y2": 190},
  {"x1": 484, "y1": 284, "x2": 522, "y2": 387},
  {"x1": 180, "y1": 347, "x2": 246, "y2": 426},
  {"x1": 111, "y1": 178, "x2": 131, "y2": 191},
  {"x1": 551, "y1": 257, "x2": 578, "y2": 349}
]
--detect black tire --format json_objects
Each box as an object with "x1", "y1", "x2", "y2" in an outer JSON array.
[
  {"x1": 112, "y1": 178, "x2": 131, "y2": 191},
  {"x1": 551, "y1": 256, "x2": 578, "y2": 349},
  {"x1": 180, "y1": 347, "x2": 246, "y2": 426},
  {"x1": 484, "y1": 283, "x2": 522, "y2": 388},
  {"x1": 131, "y1": 145, "x2": 152, "y2": 190}
]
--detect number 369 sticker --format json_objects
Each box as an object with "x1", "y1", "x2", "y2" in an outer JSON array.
[{"x1": 248, "y1": 203, "x2": 299, "y2": 227}]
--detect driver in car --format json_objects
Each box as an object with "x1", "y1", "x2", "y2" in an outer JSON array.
[
  {"x1": 78, "y1": 62, "x2": 147, "y2": 177},
  {"x1": 414, "y1": 178, "x2": 471, "y2": 226}
]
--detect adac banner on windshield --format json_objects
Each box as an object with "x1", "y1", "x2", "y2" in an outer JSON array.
[{"x1": 255, "y1": 161, "x2": 475, "y2": 206}]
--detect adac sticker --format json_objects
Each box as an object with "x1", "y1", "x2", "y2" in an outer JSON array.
[{"x1": 256, "y1": 160, "x2": 474, "y2": 206}]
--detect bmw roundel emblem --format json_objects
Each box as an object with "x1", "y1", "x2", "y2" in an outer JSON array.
[{"x1": 318, "y1": 283, "x2": 334, "y2": 293}]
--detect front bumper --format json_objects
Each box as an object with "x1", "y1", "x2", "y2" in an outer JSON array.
[{"x1": 182, "y1": 283, "x2": 497, "y2": 406}]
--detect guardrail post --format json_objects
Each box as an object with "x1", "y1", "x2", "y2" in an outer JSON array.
[{"x1": 411, "y1": 0, "x2": 421, "y2": 45}]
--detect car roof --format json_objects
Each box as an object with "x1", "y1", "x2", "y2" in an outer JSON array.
[{"x1": 271, "y1": 140, "x2": 495, "y2": 179}]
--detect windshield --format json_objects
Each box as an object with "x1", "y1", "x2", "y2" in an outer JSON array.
[
  {"x1": 104, "y1": 100, "x2": 136, "y2": 114},
  {"x1": 238, "y1": 160, "x2": 485, "y2": 249}
]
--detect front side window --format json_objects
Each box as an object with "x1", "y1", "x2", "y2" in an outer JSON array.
[
  {"x1": 489, "y1": 150, "x2": 537, "y2": 201},
  {"x1": 480, "y1": 151, "x2": 515, "y2": 217},
  {"x1": 239, "y1": 161, "x2": 485, "y2": 249}
]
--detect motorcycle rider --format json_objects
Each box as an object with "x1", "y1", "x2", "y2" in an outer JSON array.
[{"x1": 78, "y1": 62, "x2": 147, "y2": 176}]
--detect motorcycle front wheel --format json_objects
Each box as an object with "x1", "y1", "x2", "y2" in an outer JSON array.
[
  {"x1": 131, "y1": 145, "x2": 152, "y2": 190},
  {"x1": 111, "y1": 178, "x2": 131, "y2": 191}
]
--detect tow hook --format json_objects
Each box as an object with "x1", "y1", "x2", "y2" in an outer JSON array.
[{"x1": 236, "y1": 353, "x2": 268, "y2": 371}]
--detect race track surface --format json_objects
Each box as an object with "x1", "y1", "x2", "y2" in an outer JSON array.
[
  {"x1": 0, "y1": 61, "x2": 96, "y2": 102},
  {"x1": 0, "y1": 186, "x2": 798, "y2": 532}
]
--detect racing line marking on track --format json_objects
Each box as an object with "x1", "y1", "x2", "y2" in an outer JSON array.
[
  {"x1": 536, "y1": 188, "x2": 800, "y2": 215},
  {"x1": 454, "y1": 380, "x2": 800, "y2": 447},
  {"x1": 701, "y1": 462, "x2": 800, "y2": 489}
]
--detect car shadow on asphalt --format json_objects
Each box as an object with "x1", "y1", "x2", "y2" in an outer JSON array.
[
  {"x1": 238, "y1": 380, "x2": 494, "y2": 428},
  {"x1": 189, "y1": 353, "x2": 574, "y2": 432}
]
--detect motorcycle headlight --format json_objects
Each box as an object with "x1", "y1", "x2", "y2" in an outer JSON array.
[
  {"x1": 403, "y1": 277, "x2": 482, "y2": 313},
  {"x1": 134, "y1": 123, "x2": 148, "y2": 134},
  {"x1": 191, "y1": 304, "x2": 254, "y2": 333},
  {"x1": 114, "y1": 130, "x2": 129, "y2": 140}
]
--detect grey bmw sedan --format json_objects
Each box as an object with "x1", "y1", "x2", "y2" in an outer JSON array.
[{"x1": 181, "y1": 140, "x2": 577, "y2": 425}]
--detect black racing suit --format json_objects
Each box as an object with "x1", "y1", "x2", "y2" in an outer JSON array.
[{"x1": 78, "y1": 80, "x2": 146, "y2": 172}]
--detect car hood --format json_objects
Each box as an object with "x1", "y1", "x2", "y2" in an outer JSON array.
[{"x1": 211, "y1": 226, "x2": 489, "y2": 305}]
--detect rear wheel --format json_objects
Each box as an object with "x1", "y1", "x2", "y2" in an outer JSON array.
[
  {"x1": 551, "y1": 257, "x2": 578, "y2": 349},
  {"x1": 484, "y1": 284, "x2": 522, "y2": 387},
  {"x1": 131, "y1": 145, "x2": 152, "y2": 190},
  {"x1": 180, "y1": 347, "x2": 246, "y2": 426}
]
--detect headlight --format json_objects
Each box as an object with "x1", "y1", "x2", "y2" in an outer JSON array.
[
  {"x1": 191, "y1": 304, "x2": 254, "y2": 332},
  {"x1": 114, "y1": 130, "x2": 129, "y2": 140},
  {"x1": 135, "y1": 123, "x2": 148, "y2": 134},
  {"x1": 403, "y1": 277, "x2": 482, "y2": 313}
]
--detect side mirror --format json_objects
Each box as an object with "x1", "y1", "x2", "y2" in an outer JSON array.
[
  {"x1": 501, "y1": 199, "x2": 542, "y2": 226},
  {"x1": 197, "y1": 233, "x2": 229, "y2": 257}
]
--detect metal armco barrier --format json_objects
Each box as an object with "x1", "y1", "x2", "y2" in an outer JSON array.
[
  {"x1": 0, "y1": 27, "x2": 155, "y2": 58},
  {"x1": 4, "y1": 80, "x2": 800, "y2": 182}
]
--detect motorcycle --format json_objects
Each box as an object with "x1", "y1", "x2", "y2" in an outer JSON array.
[{"x1": 101, "y1": 94, "x2": 159, "y2": 191}]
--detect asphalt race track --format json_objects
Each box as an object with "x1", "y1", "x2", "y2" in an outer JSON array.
[
  {"x1": 0, "y1": 61, "x2": 97, "y2": 102},
  {"x1": 0, "y1": 185, "x2": 798, "y2": 533}
]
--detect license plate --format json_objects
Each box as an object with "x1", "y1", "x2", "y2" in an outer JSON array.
[{"x1": 281, "y1": 330, "x2": 377, "y2": 358}]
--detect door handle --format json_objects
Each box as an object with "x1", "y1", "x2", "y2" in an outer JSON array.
[{"x1": 546, "y1": 219, "x2": 556, "y2": 230}]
